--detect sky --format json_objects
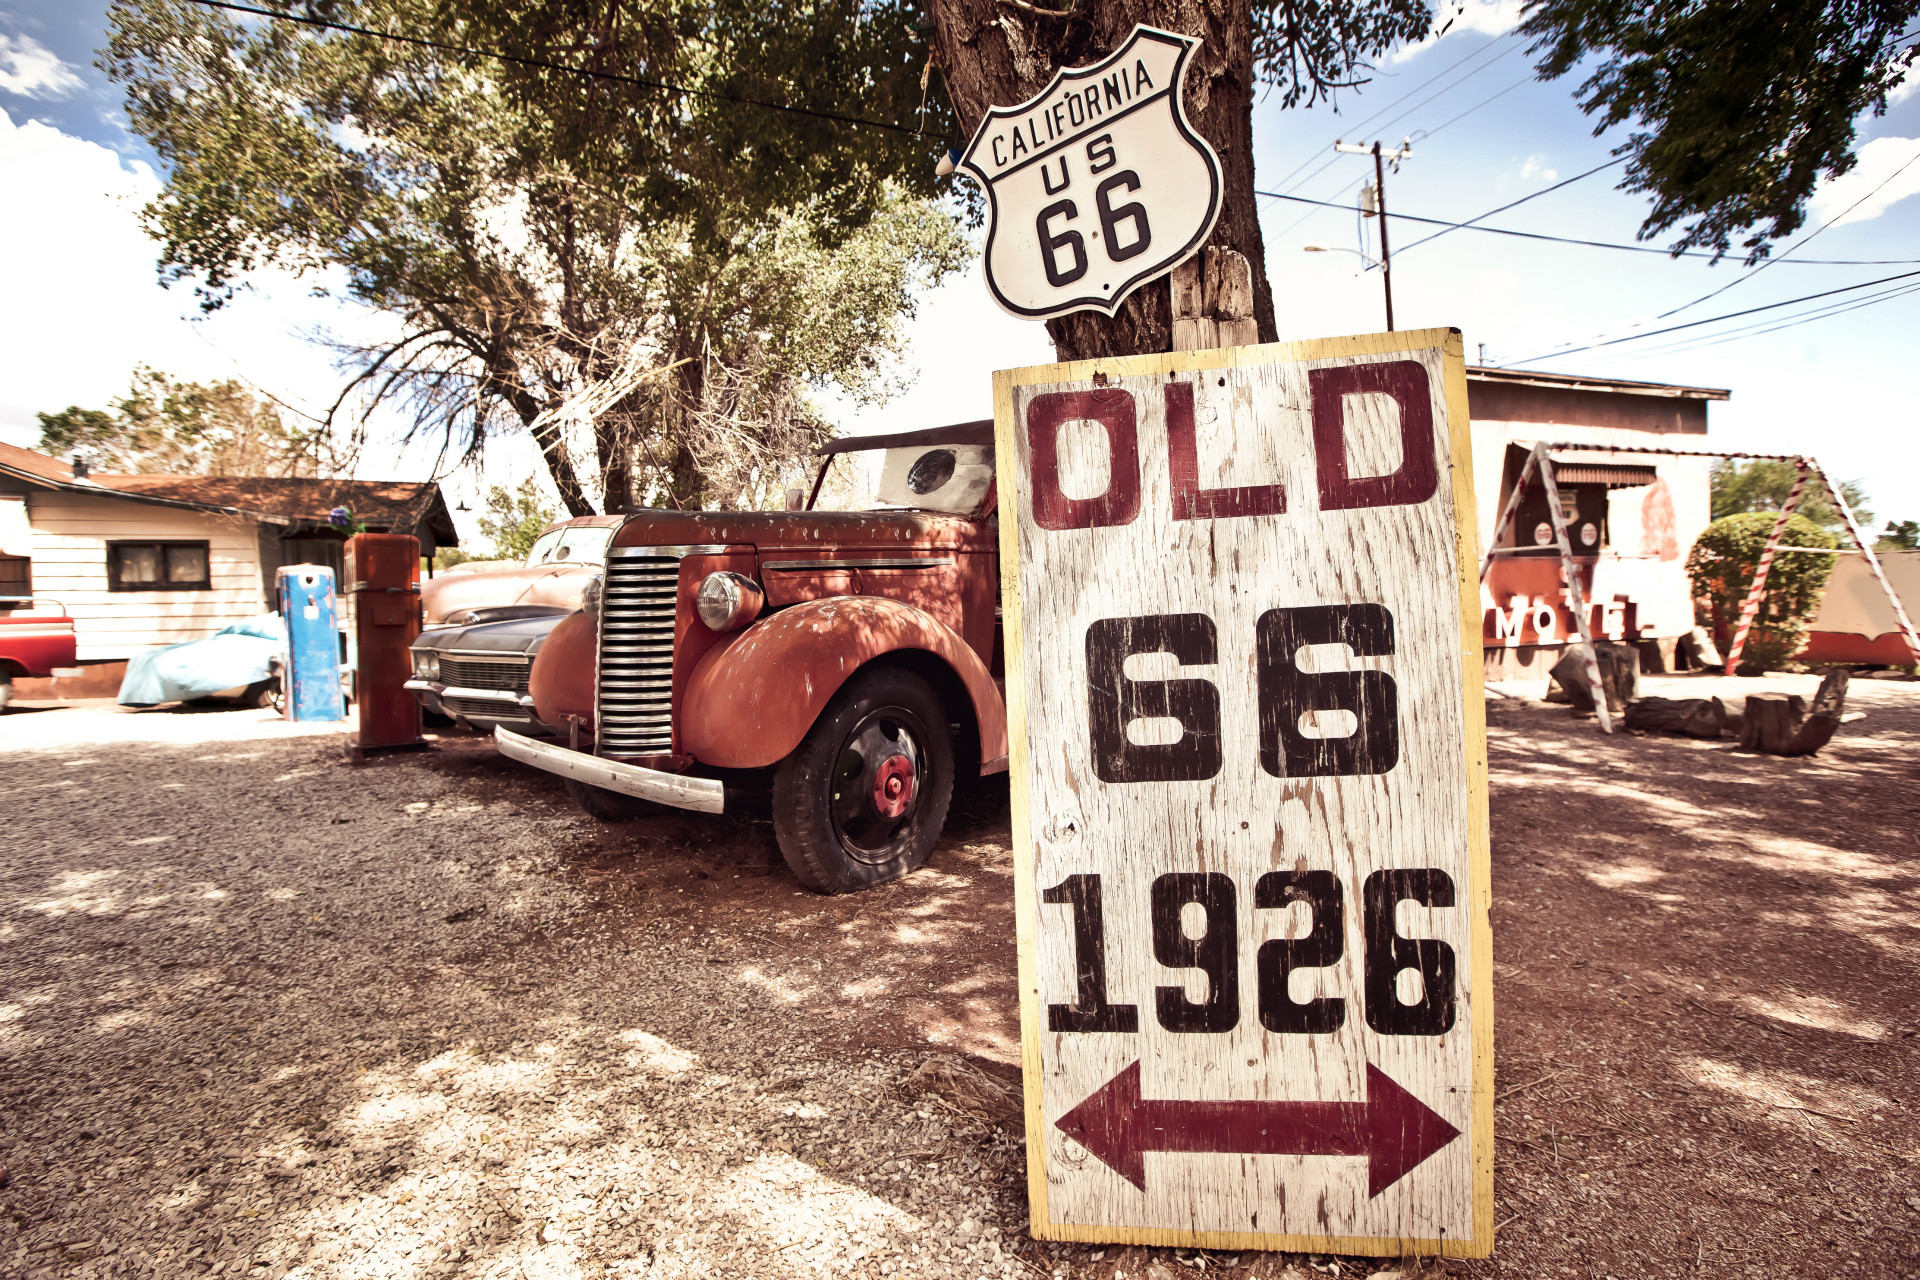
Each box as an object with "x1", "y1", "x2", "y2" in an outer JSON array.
[{"x1": 2, "y1": 0, "x2": 1917, "y2": 543}]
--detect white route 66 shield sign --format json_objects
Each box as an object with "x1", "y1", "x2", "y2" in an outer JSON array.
[{"x1": 959, "y1": 26, "x2": 1223, "y2": 321}]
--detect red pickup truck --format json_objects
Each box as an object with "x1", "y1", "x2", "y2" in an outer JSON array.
[
  {"x1": 0, "y1": 606, "x2": 79, "y2": 710},
  {"x1": 496, "y1": 423, "x2": 1005, "y2": 893}
]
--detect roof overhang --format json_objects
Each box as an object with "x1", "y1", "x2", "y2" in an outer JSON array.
[{"x1": 1467, "y1": 366, "x2": 1730, "y2": 401}]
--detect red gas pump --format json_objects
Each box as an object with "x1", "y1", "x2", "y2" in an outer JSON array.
[{"x1": 345, "y1": 532, "x2": 425, "y2": 759}]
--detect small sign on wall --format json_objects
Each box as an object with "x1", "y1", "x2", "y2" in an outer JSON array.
[{"x1": 993, "y1": 328, "x2": 1493, "y2": 1256}]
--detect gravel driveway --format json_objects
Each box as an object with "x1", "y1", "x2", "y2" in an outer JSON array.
[
  {"x1": 0, "y1": 704, "x2": 1032, "y2": 1280},
  {"x1": 4, "y1": 675, "x2": 1915, "y2": 1280}
]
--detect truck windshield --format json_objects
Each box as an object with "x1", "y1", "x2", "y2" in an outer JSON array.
[
  {"x1": 827, "y1": 443, "x2": 995, "y2": 516},
  {"x1": 526, "y1": 525, "x2": 613, "y2": 566}
]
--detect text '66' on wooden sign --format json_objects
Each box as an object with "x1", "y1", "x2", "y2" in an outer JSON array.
[{"x1": 992, "y1": 329, "x2": 1493, "y2": 1258}]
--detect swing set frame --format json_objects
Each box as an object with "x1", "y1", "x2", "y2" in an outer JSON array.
[{"x1": 1478, "y1": 442, "x2": 1918, "y2": 734}]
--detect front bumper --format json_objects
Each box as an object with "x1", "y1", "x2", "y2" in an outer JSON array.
[
  {"x1": 404, "y1": 677, "x2": 540, "y2": 726},
  {"x1": 494, "y1": 726, "x2": 725, "y2": 815}
]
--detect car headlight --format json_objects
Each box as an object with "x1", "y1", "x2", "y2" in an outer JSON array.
[
  {"x1": 581, "y1": 572, "x2": 604, "y2": 623},
  {"x1": 412, "y1": 650, "x2": 438, "y2": 680},
  {"x1": 696, "y1": 571, "x2": 764, "y2": 632}
]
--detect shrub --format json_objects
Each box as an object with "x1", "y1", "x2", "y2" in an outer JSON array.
[{"x1": 1686, "y1": 512, "x2": 1838, "y2": 673}]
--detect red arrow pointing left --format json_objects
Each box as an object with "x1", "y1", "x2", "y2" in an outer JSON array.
[{"x1": 1056, "y1": 1060, "x2": 1461, "y2": 1198}]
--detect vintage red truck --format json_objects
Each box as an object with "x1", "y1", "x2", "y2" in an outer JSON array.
[
  {"x1": 496, "y1": 423, "x2": 1005, "y2": 893},
  {"x1": 0, "y1": 607, "x2": 79, "y2": 710}
]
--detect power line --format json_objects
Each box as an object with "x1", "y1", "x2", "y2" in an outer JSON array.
[
  {"x1": 1506, "y1": 268, "x2": 1920, "y2": 364},
  {"x1": 1617, "y1": 281, "x2": 1920, "y2": 360},
  {"x1": 1652, "y1": 145, "x2": 1920, "y2": 319},
  {"x1": 1520, "y1": 146, "x2": 1920, "y2": 361},
  {"x1": 1263, "y1": 36, "x2": 1525, "y2": 242},
  {"x1": 182, "y1": 0, "x2": 949, "y2": 142},
  {"x1": 1260, "y1": 35, "x2": 1519, "y2": 196},
  {"x1": 1391, "y1": 157, "x2": 1627, "y2": 255},
  {"x1": 1418, "y1": 74, "x2": 1532, "y2": 140},
  {"x1": 1256, "y1": 189, "x2": 1920, "y2": 264}
]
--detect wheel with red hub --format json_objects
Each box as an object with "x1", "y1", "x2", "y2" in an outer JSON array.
[{"x1": 772, "y1": 667, "x2": 955, "y2": 894}]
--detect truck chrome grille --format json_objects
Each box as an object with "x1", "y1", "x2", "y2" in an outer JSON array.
[
  {"x1": 444, "y1": 695, "x2": 532, "y2": 722},
  {"x1": 596, "y1": 550, "x2": 684, "y2": 755},
  {"x1": 439, "y1": 657, "x2": 530, "y2": 694}
]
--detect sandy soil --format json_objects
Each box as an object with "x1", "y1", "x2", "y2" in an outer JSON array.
[{"x1": 2, "y1": 675, "x2": 1915, "y2": 1280}]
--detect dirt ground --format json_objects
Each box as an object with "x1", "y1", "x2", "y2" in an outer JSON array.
[{"x1": 2, "y1": 672, "x2": 1916, "y2": 1280}]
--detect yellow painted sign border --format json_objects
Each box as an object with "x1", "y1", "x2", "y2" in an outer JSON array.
[{"x1": 991, "y1": 326, "x2": 1493, "y2": 1258}]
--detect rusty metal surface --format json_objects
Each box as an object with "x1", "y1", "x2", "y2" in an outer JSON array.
[
  {"x1": 612, "y1": 509, "x2": 994, "y2": 553},
  {"x1": 678, "y1": 595, "x2": 1007, "y2": 772},
  {"x1": 528, "y1": 610, "x2": 598, "y2": 731}
]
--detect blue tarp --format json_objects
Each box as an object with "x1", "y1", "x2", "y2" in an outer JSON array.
[{"x1": 118, "y1": 614, "x2": 288, "y2": 707}]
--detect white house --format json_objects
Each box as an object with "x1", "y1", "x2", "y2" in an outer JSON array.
[{"x1": 0, "y1": 441, "x2": 455, "y2": 679}]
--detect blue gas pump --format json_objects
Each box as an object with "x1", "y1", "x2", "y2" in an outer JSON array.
[{"x1": 277, "y1": 564, "x2": 346, "y2": 722}]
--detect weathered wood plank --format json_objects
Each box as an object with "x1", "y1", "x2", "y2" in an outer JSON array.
[{"x1": 994, "y1": 327, "x2": 1492, "y2": 1258}]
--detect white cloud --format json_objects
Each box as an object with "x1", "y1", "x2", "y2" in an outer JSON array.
[
  {"x1": 0, "y1": 109, "x2": 411, "y2": 475},
  {"x1": 1392, "y1": 0, "x2": 1523, "y2": 62},
  {"x1": 0, "y1": 33, "x2": 84, "y2": 99},
  {"x1": 1518, "y1": 154, "x2": 1559, "y2": 183},
  {"x1": 1807, "y1": 136, "x2": 1920, "y2": 228}
]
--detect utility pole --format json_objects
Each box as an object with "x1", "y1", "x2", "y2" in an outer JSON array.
[{"x1": 1334, "y1": 138, "x2": 1413, "y2": 331}]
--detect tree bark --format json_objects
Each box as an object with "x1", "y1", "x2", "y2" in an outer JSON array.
[{"x1": 927, "y1": 0, "x2": 1275, "y2": 361}]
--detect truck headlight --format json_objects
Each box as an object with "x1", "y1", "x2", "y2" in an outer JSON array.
[
  {"x1": 696, "y1": 571, "x2": 763, "y2": 632},
  {"x1": 582, "y1": 572, "x2": 604, "y2": 623}
]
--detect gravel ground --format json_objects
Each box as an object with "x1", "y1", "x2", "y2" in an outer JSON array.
[
  {"x1": 3, "y1": 674, "x2": 1915, "y2": 1280},
  {"x1": 0, "y1": 705, "x2": 1043, "y2": 1280}
]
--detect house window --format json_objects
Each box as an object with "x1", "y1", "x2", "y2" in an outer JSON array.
[
  {"x1": 0, "y1": 555, "x2": 28, "y2": 604},
  {"x1": 108, "y1": 541, "x2": 212, "y2": 591}
]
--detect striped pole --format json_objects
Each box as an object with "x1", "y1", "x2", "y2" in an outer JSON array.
[
  {"x1": 1812, "y1": 464, "x2": 1920, "y2": 664},
  {"x1": 1723, "y1": 461, "x2": 1809, "y2": 676},
  {"x1": 1538, "y1": 454, "x2": 1613, "y2": 733},
  {"x1": 1480, "y1": 443, "x2": 1544, "y2": 583}
]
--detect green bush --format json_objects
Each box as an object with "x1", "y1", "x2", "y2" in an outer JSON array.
[{"x1": 1686, "y1": 512, "x2": 1838, "y2": 673}]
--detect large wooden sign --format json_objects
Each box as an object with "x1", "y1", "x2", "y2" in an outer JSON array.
[
  {"x1": 959, "y1": 26, "x2": 1223, "y2": 321},
  {"x1": 993, "y1": 329, "x2": 1492, "y2": 1257}
]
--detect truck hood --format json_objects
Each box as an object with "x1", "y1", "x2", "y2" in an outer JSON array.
[
  {"x1": 421, "y1": 561, "x2": 596, "y2": 621},
  {"x1": 413, "y1": 612, "x2": 567, "y2": 655},
  {"x1": 613, "y1": 508, "x2": 993, "y2": 552}
]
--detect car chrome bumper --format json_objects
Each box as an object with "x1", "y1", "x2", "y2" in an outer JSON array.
[{"x1": 494, "y1": 726, "x2": 725, "y2": 815}]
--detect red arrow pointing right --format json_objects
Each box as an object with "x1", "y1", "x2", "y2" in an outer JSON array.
[{"x1": 1055, "y1": 1061, "x2": 1461, "y2": 1197}]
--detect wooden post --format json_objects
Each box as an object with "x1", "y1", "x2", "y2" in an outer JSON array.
[
  {"x1": 1538, "y1": 453, "x2": 1613, "y2": 733},
  {"x1": 1723, "y1": 459, "x2": 1809, "y2": 675},
  {"x1": 1170, "y1": 249, "x2": 1256, "y2": 352}
]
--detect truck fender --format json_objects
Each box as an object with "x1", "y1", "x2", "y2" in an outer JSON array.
[
  {"x1": 679, "y1": 595, "x2": 1007, "y2": 772},
  {"x1": 527, "y1": 610, "x2": 596, "y2": 730}
]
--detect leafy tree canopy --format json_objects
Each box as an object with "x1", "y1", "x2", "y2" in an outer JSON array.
[
  {"x1": 477, "y1": 478, "x2": 559, "y2": 560},
  {"x1": 1687, "y1": 511, "x2": 1838, "y2": 672},
  {"x1": 1520, "y1": 0, "x2": 1919, "y2": 261},
  {"x1": 37, "y1": 366, "x2": 329, "y2": 476},
  {"x1": 1880, "y1": 518, "x2": 1920, "y2": 551},
  {"x1": 1709, "y1": 458, "x2": 1873, "y2": 535},
  {"x1": 103, "y1": 0, "x2": 967, "y2": 513}
]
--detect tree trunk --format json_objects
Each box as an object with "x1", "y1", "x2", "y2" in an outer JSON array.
[
  {"x1": 927, "y1": 0, "x2": 1275, "y2": 361},
  {"x1": 503, "y1": 385, "x2": 595, "y2": 518}
]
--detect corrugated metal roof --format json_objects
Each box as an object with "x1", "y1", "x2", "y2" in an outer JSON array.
[{"x1": 1554, "y1": 462, "x2": 1660, "y2": 487}]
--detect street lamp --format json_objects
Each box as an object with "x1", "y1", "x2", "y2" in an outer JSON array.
[{"x1": 1303, "y1": 244, "x2": 1382, "y2": 270}]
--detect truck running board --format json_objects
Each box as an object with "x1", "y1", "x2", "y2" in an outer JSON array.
[{"x1": 494, "y1": 726, "x2": 726, "y2": 815}]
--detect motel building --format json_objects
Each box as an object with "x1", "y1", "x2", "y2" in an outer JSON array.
[{"x1": 1465, "y1": 366, "x2": 1725, "y2": 681}]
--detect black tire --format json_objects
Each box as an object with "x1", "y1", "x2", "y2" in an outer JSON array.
[
  {"x1": 772, "y1": 667, "x2": 955, "y2": 894},
  {"x1": 564, "y1": 777, "x2": 664, "y2": 821},
  {"x1": 239, "y1": 677, "x2": 278, "y2": 709}
]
